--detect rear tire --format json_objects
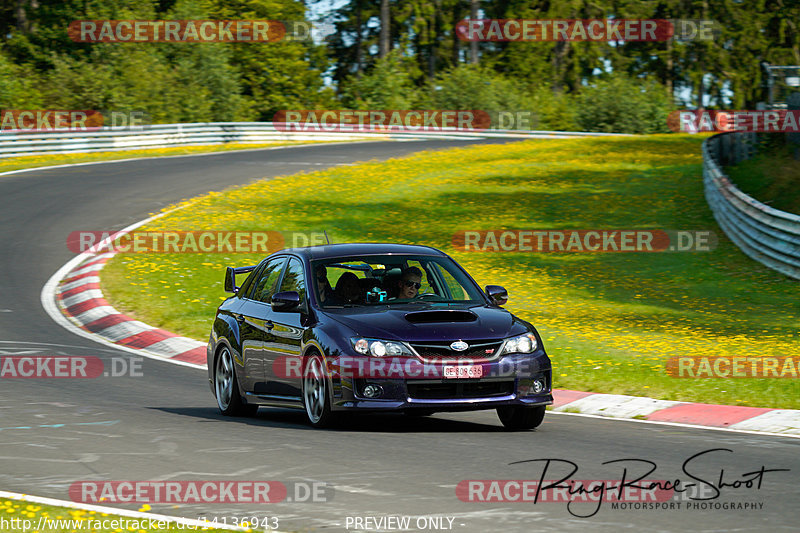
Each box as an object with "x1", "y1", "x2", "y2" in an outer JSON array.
[
  {"x1": 214, "y1": 346, "x2": 258, "y2": 416},
  {"x1": 302, "y1": 353, "x2": 337, "y2": 428},
  {"x1": 497, "y1": 405, "x2": 545, "y2": 431}
]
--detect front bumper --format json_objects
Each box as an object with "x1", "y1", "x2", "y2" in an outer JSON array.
[{"x1": 327, "y1": 352, "x2": 553, "y2": 412}]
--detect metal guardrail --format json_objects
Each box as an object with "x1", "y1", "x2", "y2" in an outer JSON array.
[
  {"x1": 0, "y1": 121, "x2": 625, "y2": 158},
  {"x1": 703, "y1": 132, "x2": 800, "y2": 279}
]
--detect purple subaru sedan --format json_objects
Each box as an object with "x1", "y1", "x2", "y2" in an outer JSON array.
[{"x1": 208, "y1": 243, "x2": 552, "y2": 430}]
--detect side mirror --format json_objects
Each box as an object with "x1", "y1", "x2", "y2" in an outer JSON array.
[
  {"x1": 485, "y1": 285, "x2": 508, "y2": 306},
  {"x1": 224, "y1": 264, "x2": 256, "y2": 294},
  {"x1": 224, "y1": 267, "x2": 238, "y2": 293},
  {"x1": 271, "y1": 291, "x2": 301, "y2": 312}
]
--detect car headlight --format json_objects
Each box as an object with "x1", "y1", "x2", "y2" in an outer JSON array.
[
  {"x1": 500, "y1": 333, "x2": 538, "y2": 355},
  {"x1": 351, "y1": 337, "x2": 414, "y2": 357}
]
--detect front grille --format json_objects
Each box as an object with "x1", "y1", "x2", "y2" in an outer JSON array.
[
  {"x1": 407, "y1": 380, "x2": 514, "y2": 400},
  {"x1": 409, "y1": 340, "x2": 503, "y2": 362}
]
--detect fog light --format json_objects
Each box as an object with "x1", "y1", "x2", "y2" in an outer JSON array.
[
  {"x1": 363, "y1": 384, "x2": 383, "y2": 398},
  {"x1": 532, "y1": 379, "x2": 545, "y2": 394}
]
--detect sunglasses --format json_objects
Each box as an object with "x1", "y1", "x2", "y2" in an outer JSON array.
[{"x1": 403, "y1": 280, "x2": 422, "y2": 289}]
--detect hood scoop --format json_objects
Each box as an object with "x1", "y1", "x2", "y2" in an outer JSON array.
[{"x1": 404, "y1": 310, "x2": 478, "y2": 324}]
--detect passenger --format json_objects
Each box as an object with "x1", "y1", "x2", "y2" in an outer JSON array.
[
  {"x1": 395, "y1": 266, "x2": 423, "y2": 299},
  {"x1": 334, "y1": 271, "x2": 362, "y2": 304},
  {"x1": 315, "y1": 265, "x2": 335, "y2": 304}
]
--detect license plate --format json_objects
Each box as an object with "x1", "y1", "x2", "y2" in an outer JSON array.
[{"x1": 443, "y1": 365, "x2": 483, "y2": 379}]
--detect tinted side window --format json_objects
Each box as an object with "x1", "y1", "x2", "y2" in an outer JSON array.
[
  {"x1": 279, "y1": 258, "x2": 306, "y2": 305},
  {"x1": 237, "y1": 260, "x2": 266, "y2": 297},
  {"x1": 250, "y1": 258, "x2": 286, "y2": 302}
]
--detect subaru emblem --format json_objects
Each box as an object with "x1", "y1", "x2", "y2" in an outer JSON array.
[{"x1": 450, "y1": 340, "x2": 469, "y2": 351}]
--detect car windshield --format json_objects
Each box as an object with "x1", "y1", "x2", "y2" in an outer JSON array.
[{"x1": 312, "y1": 254, "x2": 484, "y2": 307}]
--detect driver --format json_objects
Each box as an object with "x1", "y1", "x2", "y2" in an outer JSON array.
[{"x1": 396, "y1": 266, "x2": 423, "y2": 299}]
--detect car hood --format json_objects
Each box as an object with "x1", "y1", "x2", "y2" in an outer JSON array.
[{"x1": 320, "y1": 302, "x2": 529, "y2": 342}]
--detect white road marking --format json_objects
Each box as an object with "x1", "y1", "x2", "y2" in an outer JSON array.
[{"x1": 0, "y1": 349, "x2": 41, "y2": 356}]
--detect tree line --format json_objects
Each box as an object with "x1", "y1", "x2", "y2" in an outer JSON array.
[{"x1": 1, "y1": 0, "x2": 799, "y2": 133}]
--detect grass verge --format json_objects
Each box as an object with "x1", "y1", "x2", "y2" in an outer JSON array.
[
  {"x1": 725, "y1": 142, "x2": 800, "y2": 214},
  {"x1": 100, "y1": 135, "x2": 800, "y2": 409}
]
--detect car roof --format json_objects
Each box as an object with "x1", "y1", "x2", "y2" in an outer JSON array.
[{"x1": 277, "y1": 243, "x2": 447, "y2": 260}]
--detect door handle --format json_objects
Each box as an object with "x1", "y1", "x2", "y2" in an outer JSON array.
[{"x1": 265, "y1": 320, "x2": 274, "y2": 330}]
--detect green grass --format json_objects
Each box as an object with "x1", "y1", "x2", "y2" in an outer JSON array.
[
  {"x1": 99, "y1": 135, "x2": 800, "y2": 409},
  {"x1": 0, "y1": 141, "x2": 338, "y2": 175},
  {"x1": 0, "y1": 498, "x2": 254, "y2": 532},
  {"x1": 725, "y1": 142, "x2": 800, "y2": 214}
]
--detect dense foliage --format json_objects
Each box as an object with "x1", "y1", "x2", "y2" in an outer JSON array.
[{"x1": 2, "y1": 0, "x2": 799, "y2": 131}]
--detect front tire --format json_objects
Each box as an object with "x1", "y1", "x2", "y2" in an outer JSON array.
[
  {"x1": 214, "y1": 346, "x2": 257, "y2": 416},
  {"x1": 302, "y1": 353, "x2": 337, "y2": 428},
  {"x1": 497, "y1": 405, "x2": 545, "y2": 431}
]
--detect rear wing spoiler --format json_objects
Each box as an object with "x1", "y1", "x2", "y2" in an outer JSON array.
[{"x1": 224, "y1": 265, "x2": 257, "y2": 294}]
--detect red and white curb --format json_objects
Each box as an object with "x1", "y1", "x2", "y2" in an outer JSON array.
[
  {"x1": 41, "y1": 203, "x2": 209, "y2": 370},
  {"x1": 53, "y1": 253, "x2": 207, "y2": 366},
  {"x1": 550, "y1": 390, "x2": 800, "y2": 437}
]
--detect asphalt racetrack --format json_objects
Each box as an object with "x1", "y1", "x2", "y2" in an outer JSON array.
[{"x1": 0, "y1": 140, "x2": 797, "y2": 532}]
